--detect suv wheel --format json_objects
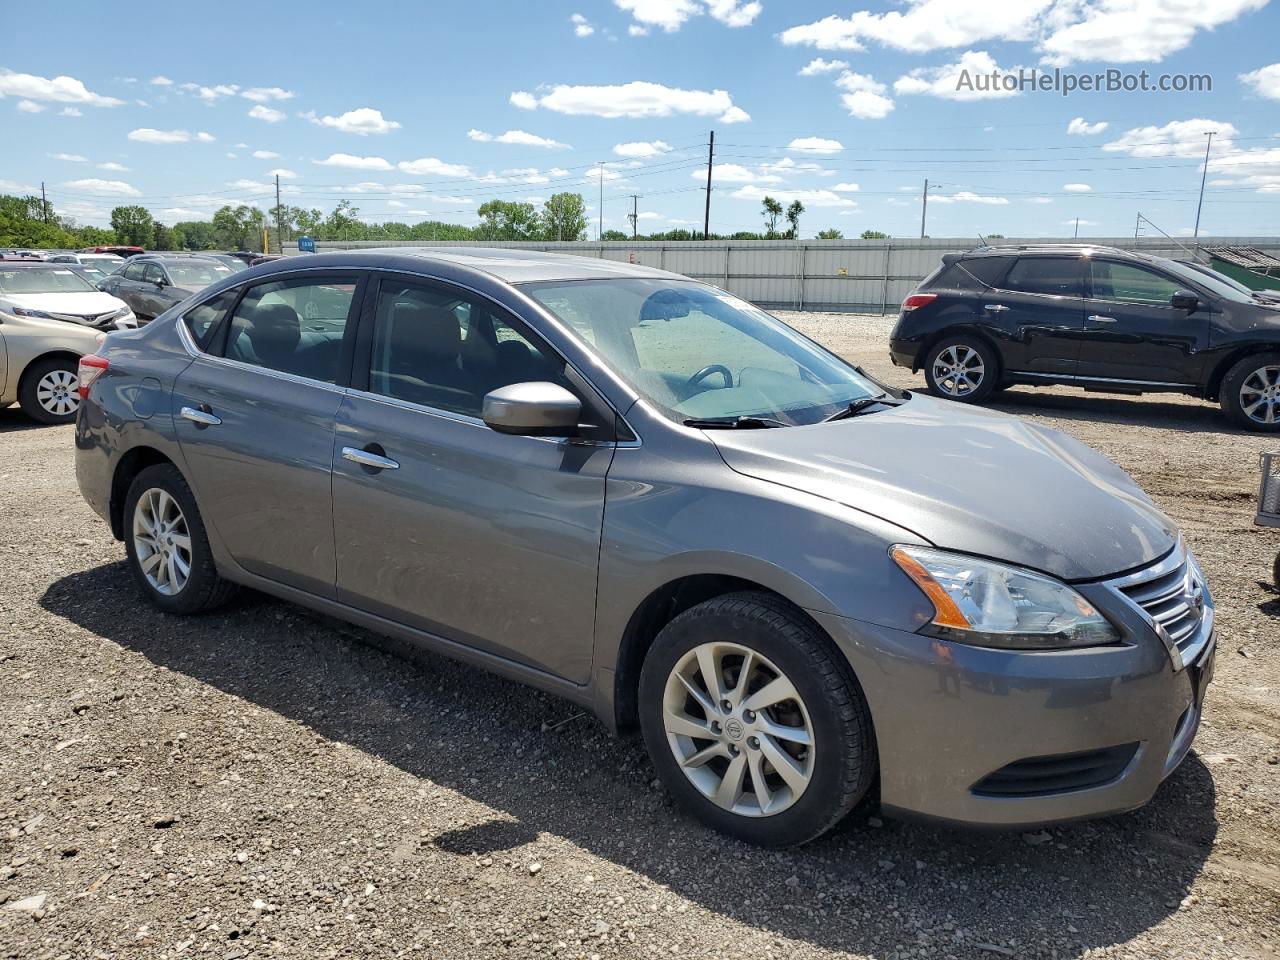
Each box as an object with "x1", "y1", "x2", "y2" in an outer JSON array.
[
  {"x1": 124, "y1": 464, "x2": 238, "y2": 614},
  {"x1": 19, "y1": 357, "x2": 80, "y2": 424},
  {"x1": 1221, "y1": 352, "x2": 1280, "y2": 431},
  {"x1": 638, "y1": 592, "x2": 876, "y2": 847},
  {"x1": 924, "y1": 336, "x2": 999, "y2": 403}
]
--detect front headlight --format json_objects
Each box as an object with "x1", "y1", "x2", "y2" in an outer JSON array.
[
  {"x1": 10, "y1": 306, "x2": 56, "y2": 320},
  {"x1": 891, "y1": 545, "x2": 1121, "y2": 650}
]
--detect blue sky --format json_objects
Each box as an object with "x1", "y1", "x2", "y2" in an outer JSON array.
[{"x1": 4, "y1": 0, "x2": 1280, "y2": 239}]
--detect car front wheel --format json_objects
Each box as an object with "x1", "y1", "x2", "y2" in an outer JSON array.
[
  {"x1": 1221, "y1": 352, "x2": 1280, "y2": 431},
  {"x1": 638, "y1": 592, "x2": 876, "y2": 847},
  {"x1": 18, "y1": 357, "x2": 80, "y2": 424},
  {"x1": 923, "y1": 335, "x2": 999, "y2": 403}
]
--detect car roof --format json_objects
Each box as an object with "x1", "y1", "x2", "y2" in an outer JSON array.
[
  {"x1": 964, "y1": 243, "x2": 1178, "y2": 268},
  {"x1": 0, "y1": 261, "x2": 63, "y2": 268},
  {"x1": 257, "y1": 246, "x2": 686, "y2": 284}
]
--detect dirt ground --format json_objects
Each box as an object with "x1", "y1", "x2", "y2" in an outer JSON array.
[{"x1": 1, "y1": 311, "x2": 1278, "y2": 960}]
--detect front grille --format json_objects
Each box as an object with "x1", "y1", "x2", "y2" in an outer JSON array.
[
  {"x1": 1110, "y1": 544, "x2": 1208, "y2": 663},
  {"x1": 51, "y1": 311, "x2": 116, "y2": 328},
  {"x1": 972, "y1": 743, "x2": 1139, "y2": 797}
]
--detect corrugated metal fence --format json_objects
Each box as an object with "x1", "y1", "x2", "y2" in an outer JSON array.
[{"x1": 302, "y1": 237, "x2": 1280, "y2": 313}]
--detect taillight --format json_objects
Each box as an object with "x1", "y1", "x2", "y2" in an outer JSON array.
[
  {"x1": 901, "y1": 293, "x2": 938, "y2": 312},
  {"x1": 77, "y1": 354, "x2": 109, "y2": 398}
]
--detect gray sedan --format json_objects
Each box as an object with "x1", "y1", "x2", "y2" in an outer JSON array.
[
  {"x1": 74, "y1": 249, "x2": 1215, "y2": 845},
  {"x1": 98, "y1": 256, "x2": 237, "y2": 322}
]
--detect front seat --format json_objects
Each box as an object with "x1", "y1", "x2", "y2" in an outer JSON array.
[{"x1": 379, "y1": 302, "x2": 478, "y2": 410}]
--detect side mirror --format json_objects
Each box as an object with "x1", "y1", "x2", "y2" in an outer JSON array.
[
  {"x1": 1170, "y1": 290, "x2": 1200, "y2": 311},
  {"x1": 482, "y1": 382, "x2": 581, "y2": 437},
  {"x1": 154, "y1": 277, "x2": 168, "y2": 288}
]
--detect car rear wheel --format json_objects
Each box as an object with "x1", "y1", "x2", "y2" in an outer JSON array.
[
  {"x1": 924, "y1": 336, "x2": 999, "y2": 403},
  {"x1": 1221, "y1": 352, "x2": 1280, "y2": 431},
  {"x1": 638, "y1": 592, "x2": 876, "y2": 847},
  {"x1": 18, "y1": 357, "x2": 81, "y2": 424},
  {"x1": 124, "y1": 464, "x2": 238, "y2": 614}
]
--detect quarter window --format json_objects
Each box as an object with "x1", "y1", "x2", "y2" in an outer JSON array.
[
  {"x1": 367, "y1": 279, "x2": 571, "y2": 417},
  {"x1": 224, "y1": 276, "x2": 358, "y2": 382},
  {"x1": 1090, "y1": 261, "x2": 1182, "y2": 306},
  {"x1": 1000, "y1": 257, "x2": 1084, "y2": 297}
]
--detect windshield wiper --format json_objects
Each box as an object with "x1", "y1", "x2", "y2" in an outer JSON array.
[
  {"x1": 821, "y1": 394, "x2": 901, "y2": 422},
  {"x1": 683, "y1": 415, "x2": 790, "y2": 429}
]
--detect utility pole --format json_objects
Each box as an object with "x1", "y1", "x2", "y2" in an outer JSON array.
[
  {"x1": 628, "y1": 194, "x2": 640, "y2": 239},
  {"x1": 1193, "y1": 131, "x2": 1214, "y2": 241},
  {"x1": 919, "y1": 179, "x2": 929, "y2": 239},
  {"x1": 40, "y1": 182, "x2": 49, "y2": 223},
  {"x1": 274, "y1": 174, "x2": 283, "y2": 254},
  {"x1": 597, "y1": 162, "x2": 604, "y2": 241},
  {"x1": 1073, "y1": 217, "x2": 1080, "y2": 238},
  {"x1": 1135, "y1": 212, "x2": 1141, "y2": 239},
  {"x1": 703, "y1": 130, "x2": 715, "y2": 240}
]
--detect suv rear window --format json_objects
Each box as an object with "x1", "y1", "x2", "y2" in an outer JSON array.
[{"x1": 1000, "y1": 257, "x2": 1083, "y2": 297}]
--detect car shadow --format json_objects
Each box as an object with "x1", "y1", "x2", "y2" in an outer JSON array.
[
  {"x1": 41, "y1": 563, "x2": 1218, "y2": 957},
  {"x1": 982, "y1": 389, "x2": 1236, "y2": 434},
  {"x1": 0, "y1": 408, "x2": 49, "y2": 433}
]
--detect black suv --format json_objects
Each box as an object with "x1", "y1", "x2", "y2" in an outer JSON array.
[{"x1": 889, "y1": 244, "x2": 1280, "y2": 431}]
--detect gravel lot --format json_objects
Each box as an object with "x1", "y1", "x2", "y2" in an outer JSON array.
[{"x1": 2, "y1": 311, "x2": 1278, "y2": 960}]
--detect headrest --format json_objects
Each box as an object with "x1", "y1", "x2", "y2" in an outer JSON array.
[
  {"x1": 389, "y1": 301, "x2": 460, "y2": 360},
  {"x1": 246, "y1": 302, "x2": 300, "y2": 362}
]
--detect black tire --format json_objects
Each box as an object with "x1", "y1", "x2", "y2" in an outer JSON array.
[
  {"x1": 123, "y1": 464, "x2": 238, "y2": 614},
  {"x1": 1220, "y1": 352, "x2": 1280, "y2": 432},
  {"x1": 638, "y1": 592, "x2": 876, "y2": 847},
  {"x1": 18, "y1": 357, "x2": 80, "y2": 425},
  {"x1": 923, "y1": 335, "x2": 999, "y2": 404}
]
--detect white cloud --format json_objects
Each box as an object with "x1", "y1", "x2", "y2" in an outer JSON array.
[
  {"x1": 253, "y1": 149, "x2": 280, "y2": 159},
  {"x1": 51, "y1": 152, "x2": 87, "y2": 162},
  {"x1": 266, "y1": 168, "x2": 297, "y2": 178},
  {"x1": 1102, "y1": 119, "x2": 1237, "y2": 157},
  {"x1": 309, "y1": 106, "x2": 400, "y2": 135},
  {"x1": 780, "y1": 1, "x2": 1048, "y2": 53},
  {"x1": 1041, "y1": 0, "x2": 1267, "y2": 65},
  {"x1": 835, "y1": 71, "x2": 894, "y2": 117},
  {"x1": 731, "y1": 185, "x2": 858, "y2": 208},
  {"x1": 16, "y1": 99, "x2": 44, "y2": 113},
  {"x1": 832, "y1": 182, "x2": 860, "y2": 192},
  {"x1": 398, "y1": 156, "x2": 472, "y2": 177},
  {"x1": 181, "y1": 82, "x2": 239, "y2": 102},
  {"x1": 228, "y1": 179, "x2": 274, "y2": 191},
  {"x1": 241, "y1": 86, "x2": 295, "y2": 103},
  {"x1": 248, "y1": 104, "x2": 286, "y2": 123},
  {"x1": 628, "y1": 24, "x2": 649, "y2": 36},
  {"x1": 97, "y1": 161, "x2": 129, "y2": 171},
  {"x1": 150, "y1": 76, "x2": 172, "y2": 86},
  {"x1": 468, "y1": 129, "x2": 571, "y2": 148},
  {"x1": 930, "y1": 191, "x2": 1010, "y2": 204},
  {"x1": 1063, "y1": 183, "x2": 1093, "y2": 192},
  {"x1": 161, "y1": 207, "x2": 209, "y2": 219},
  {"x1": 613, "y1": 139, "x2": 672, "y2": 157},
  {"x1": 1067, "y1": 117, "x2": 1108, "y2": 135},
  {"x1": 314, "y1": 152, "x2": 394, "y2": 170},
  {"x1": 128, "y1": 127, "x2": 207, "y2": 144},
  {"x1": 60, "y1": 106, "x2": 83, "y2": 117},
  {"x1": 705, "y1": 0, "x2": 762, "y2": 27},
  {"x1": 571, "y1": 12, "x2": 595, "y2": 36},
  {"x1": 788, "y1": 137, "x2": 843, "y2": 154},
  {"x1": 226, "y1": 152, "x2": 238, "y2": 159},
  {"x1": 895, "y1": 51, "x2": 1023, "y2": 101},
  {"x1": 799, "y1": 57, "x2": 847, "y2": 76},
  {"x1": 692, "y1": 163, "x2": 781, "y2": 184},
  {"x1": 0, "y1": 69, "x2": 124, "y2": 107},
  {"x1": 1241, "y1": 63, "x2": 1280, "y2": 100},
  {"x1": 1025, "y1": 196, "x2": 1054, "y2": 203},
  {"x1": 515, "y1": 81, "x2": 748, "y2": 122},
  {"x1": 63, "y1": 178, "x2": 140, "y2": 196},
  {"x1": 614, "y1": 0, "x2": 760, "y2": 32},
  {"x1": 1065, "y1": 218, "x2": 1099, "y2": 226},
  {"x1": 196, "y1": 131, "x2": 215, "y2": 142}
]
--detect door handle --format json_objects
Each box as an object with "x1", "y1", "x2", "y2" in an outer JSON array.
[
  {"x1": 983, "y1": 304, "x2": 1009, "y2": 313},
  {"x1": 179, "y1": 405, "x2": 221, "y2": 427},
  {"x1": 1088, "y1": 315, "x2": 1117, "y2": 324},
  {"x1": 342, "y1": 446, "x2": 400, "y2": 471}
]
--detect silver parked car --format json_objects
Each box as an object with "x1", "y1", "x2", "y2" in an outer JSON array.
[{"x1": 74, "y1": 249, "x2": 1216, "y2": 845}]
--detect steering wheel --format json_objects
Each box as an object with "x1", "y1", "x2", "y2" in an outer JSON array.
[{"x1": 686, "y1": 364, "x2": 733, "y2": 390}]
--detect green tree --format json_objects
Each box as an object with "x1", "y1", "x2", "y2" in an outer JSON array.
[
  {"x1": 408, "y1": 220, "x2": 476, "y2": 241},
  {"x1": 212, "y1": 205, "x2": 266, "y2": 250},
  {"x1": 110, "y1": 205, "x2": 155, "y2": 247},
  {"x1": 860, "y1": 230, "x2": 889, "y2": 239},
  {"x1": 785, "y1": 200, "x2": 804, "y2": 239},
  {"x1": 173, "y1": 220, "x2": 217, "y2": 249},
  {"x1": 152, "y1": 222, "x2": 174, "y2": 250},
  {"x1": 540, "y1": 193, "x2": 587, "y2": 241},
  {"x1": 294, "y1": 207, "x2": 325, "y2": 238},
  {"x1": 475, "y1": 200, "x2": 540, "y2": 241},
  {"x1": 600, "y1": 229, "x2": 629, "y2": 241},
  {"x1": 322, "y1": 200, "x2": 364, "y2": 241},
  {"x1": 816, "y1": 228, "x2": 843, "y2": 239},
  {"x1": 761, "y1": 196, "x2": 782, "y2": 238}
]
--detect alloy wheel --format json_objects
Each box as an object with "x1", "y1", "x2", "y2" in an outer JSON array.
[
  {"x1": 661, "y1": 641, "x2": 815, "y2": 817},
  {"x1": 132, "y1": 488, "x2": 193, "y2": 596},
  {"x1": 931, "y1": 344, "x2": 985, "y2": 397},
  {"x1": 1239, "y1": 364, "x2": 1280, "y2": 426},
  {"x1": 35, "y1": 369, "x2": 79, "y2": 418}
]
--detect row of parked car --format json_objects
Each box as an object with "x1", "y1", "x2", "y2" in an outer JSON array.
[{"x1": 0, "y1": 250, "x2": 280, "y2": 422}]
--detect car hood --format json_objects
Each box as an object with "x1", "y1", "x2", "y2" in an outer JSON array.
[
  {"x1": 707, "y1": 394, "x2": 1177, "y2": 582},
  {"x1": 1, "y1": 291, "x2": 128, "y2": 316}
]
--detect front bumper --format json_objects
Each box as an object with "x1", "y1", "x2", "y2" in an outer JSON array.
[{"x1": 811, "y1": 608, "x2": 1215, "y2": 828}]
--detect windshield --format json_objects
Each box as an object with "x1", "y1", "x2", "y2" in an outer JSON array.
[
  {"x1": 75, "y1": 267, "x2": 108, "y2": 282},
  {"x1": 524, "y1": 279, "x2": 883, "y2": 424},
  {"x1": 166, "y1": 260, "x2": 235, "y2": 288},
  {"x1": 0, "y1": 267, "x2": 97, "y2": 294},
  {"x1": 1160, "y1": 258, "x2": 1256, "y2": 304}
]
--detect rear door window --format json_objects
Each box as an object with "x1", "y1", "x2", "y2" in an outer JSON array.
[
  {"x1": 1000, "y1": 257, "x2": 1084, "y2": 297},
  {"x1": 122, "y1": 262, "x2": 147, "y2": 281},
  {"x1": 223, "y1": 275, "x2": 361, "y2": 383}
]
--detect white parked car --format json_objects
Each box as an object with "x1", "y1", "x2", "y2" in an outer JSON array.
[{"x1": 0, "y1": 262, "x2": 137, "y2": 424}]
